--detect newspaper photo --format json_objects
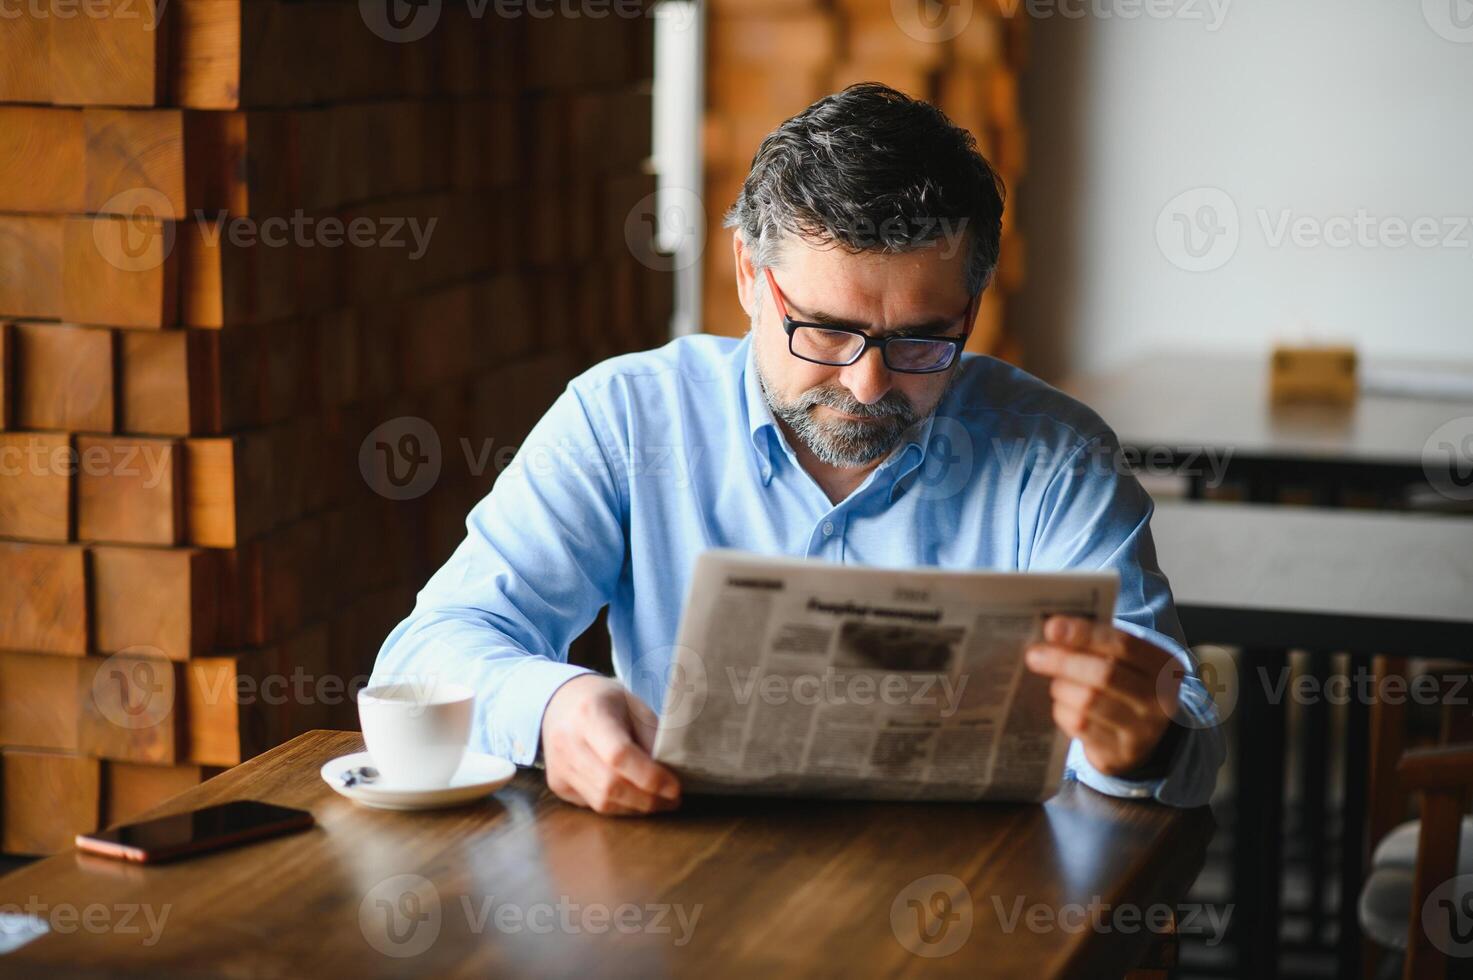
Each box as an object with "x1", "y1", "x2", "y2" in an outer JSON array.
[{"x1": 651, "y1": 550, "x2": 1119, "y2": 803}]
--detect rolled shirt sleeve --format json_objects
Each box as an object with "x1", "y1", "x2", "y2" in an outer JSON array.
[
  {"x1": 370, "y1": 382, "x2": 626, "y2": 765},
  {"x1": 1026, "y1": 431, "x2": 1226, "y2": 808}
]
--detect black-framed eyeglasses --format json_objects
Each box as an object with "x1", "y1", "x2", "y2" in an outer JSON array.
[{"x1": 762, "y1": 267, "x2": 978, "y2": 375}]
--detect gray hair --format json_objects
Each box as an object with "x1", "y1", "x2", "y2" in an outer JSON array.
[{"x1": 723, "y1": 83, "x2": 1005, "y2": 296}]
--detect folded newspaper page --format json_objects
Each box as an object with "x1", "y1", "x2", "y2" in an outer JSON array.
[{"x1": 652, "y1": 551, "x2": 1118, "y2": 803}]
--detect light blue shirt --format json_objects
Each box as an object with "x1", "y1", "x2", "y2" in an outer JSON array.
[{"x1": 373, "y1": 335, "x2": 1224, "y2": 807}]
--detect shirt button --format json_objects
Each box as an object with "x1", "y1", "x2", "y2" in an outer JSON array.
[{"x1": 822, "y1": 521, "x2": 834, "y2": 536}]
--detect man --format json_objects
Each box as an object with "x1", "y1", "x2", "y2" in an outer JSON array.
[{"x1": 373, "y1": 84, "x2": 1224, "y2": 815}]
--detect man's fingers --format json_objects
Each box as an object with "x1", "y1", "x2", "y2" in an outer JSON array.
[
  {"x1": 1049, "y1": 677, "x2": 1150, "y2": 726},
  {"x1": 1043, "y1": 616, "x2": 1102, "y2": 649},
  {"x1": 586, "y1": 713, "x2": 681, "y2": 802},
  {"x1": 561, "y1": 747, "x2": 673, "y2": 816},
  {"x1": 1026, "y1": 644, "x2": 1155, "y2": 704},
  {"x1": 623, "y1": 693, "x2": 663, "y2": 753},
  {"x1": 1042, "y1": 617, "x2": 1173, "y2": 673},
  {"x1": 545, "y1": 765, "x2": 591, "y2": 810}
]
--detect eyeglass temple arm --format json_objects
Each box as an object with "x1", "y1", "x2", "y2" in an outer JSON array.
[{"x1": 761, "y1": 266, "x2": 789, "y2": 320}]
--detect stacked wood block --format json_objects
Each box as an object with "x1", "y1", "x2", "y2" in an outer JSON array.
[
  {"x1": 0, "y1": 1, "x2": 671, "y2": 854},
  {"x1": 703, "y1": 0, "x2": 1026, "y2": 362}
]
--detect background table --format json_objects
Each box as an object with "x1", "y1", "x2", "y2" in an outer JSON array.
[
  {"x1": 1061, "y1": 353, "x2": 1473, "y2": 501},
  {"x1": 0, "y1": 730, "x2": 1213, "y2": 978},
  {"x1": 1152, "y1": 500, "x2": 1473, "y2": 977}
]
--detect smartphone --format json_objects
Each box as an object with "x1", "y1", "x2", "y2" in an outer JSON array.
[{"x1": 75, "y1": 800, "x2": 314, "y2": 864}]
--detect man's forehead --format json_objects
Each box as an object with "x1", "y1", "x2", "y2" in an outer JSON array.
[{"x1": 773, "y1": 241, "x2": 971, "y2": 333}]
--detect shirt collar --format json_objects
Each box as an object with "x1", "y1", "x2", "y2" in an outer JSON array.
[
  {"x1": 741, "y1": 335, "x2": 781, "y2": 485},
  {"x1": 740, "y1": 334, "x2": 937, "y2": 494}
]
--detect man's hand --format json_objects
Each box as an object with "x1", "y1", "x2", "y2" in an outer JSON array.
[
  {"x1": 540, "y1": 674, "x2": 682, "y2": 816},
  {"x1": 1024, "y1": 615, "x2": 1181, "y2": 777}
]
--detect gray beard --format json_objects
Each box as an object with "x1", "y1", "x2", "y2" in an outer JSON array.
[{"x1": 755, "y1": 358, "x2": 926, "y2": 469}]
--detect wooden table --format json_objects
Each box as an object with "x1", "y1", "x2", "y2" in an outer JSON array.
[
  {"x1": 1151, "y1": 500, "x2": 1473, "y2": 977},
  {"x1": 1061, "y1": 353, "x2": 1473, "y2": 500},
  {"x1": 0, "y1": 730, "x2": 1214, "y2": 978}
]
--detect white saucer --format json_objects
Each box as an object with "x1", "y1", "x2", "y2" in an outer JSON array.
[{"x1": 320, "y1": 751, "x2": 516, "y2": 811}]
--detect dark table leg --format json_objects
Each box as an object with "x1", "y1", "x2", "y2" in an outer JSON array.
[
  {"x1": 1339, "y1": 669, "x2": 1370, "y2": 978},
  {"x1": 1234, "y1": 647, "x2": 1288, "y2": 979},
  {"x1": 1302, "y1": 651, "x2": 1331, "y2": 944}
]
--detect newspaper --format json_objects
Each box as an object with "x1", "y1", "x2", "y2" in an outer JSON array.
[{"x1": 652, "y1": 550, "x2": 1118, "y2": 803}]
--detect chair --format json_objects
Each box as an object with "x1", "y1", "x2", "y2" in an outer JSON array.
[{"x1": 1360, "y1": 654, "x2": 1473, "y2": 979}]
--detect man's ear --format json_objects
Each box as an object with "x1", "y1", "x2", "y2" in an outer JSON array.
[{"x1": 733, "y1": 231, "x2": 758, "y2": 318}]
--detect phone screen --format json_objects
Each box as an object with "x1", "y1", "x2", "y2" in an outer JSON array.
[{"x1": 80, "y1": 801, "x2": 313, "y2": 862}]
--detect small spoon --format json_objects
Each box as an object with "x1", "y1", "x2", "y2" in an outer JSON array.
[{"x1": 339, "y1": 765, "x2": 380, "y2": 788}]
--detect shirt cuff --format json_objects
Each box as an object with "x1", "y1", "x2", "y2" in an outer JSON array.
[{"x1": 485, "y1": 657, "x2": 595, "y2": 766}]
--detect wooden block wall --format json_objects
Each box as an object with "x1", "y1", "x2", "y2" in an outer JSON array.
[
  {"x1": 702, "y1": 0, "x2": 1026, "y2": 363},
  {"x1": 0, "y1": 1, "x2": 673, "y2": 854}
]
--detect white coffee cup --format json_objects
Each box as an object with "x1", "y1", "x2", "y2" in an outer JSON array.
[{"x1": 358, "y1": 680, "x2": 475, "y2": 789}]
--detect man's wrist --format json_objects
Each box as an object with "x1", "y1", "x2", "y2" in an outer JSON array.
[{"x1": 1120, "y1": 718, "x2": 1186, "y2": 782}]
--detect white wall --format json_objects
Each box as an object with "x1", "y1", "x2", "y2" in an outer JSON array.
[
  {"x1": 1015, "y1": 0, "x2": 1473, "y2": 381},
  {"x1": 653, "y1": 0, "x2": 703, "y2": 337}
]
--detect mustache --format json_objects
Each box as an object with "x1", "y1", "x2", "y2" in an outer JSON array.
[{"x1": 794, "y1": 385, "x2": 916, "y2": 420}]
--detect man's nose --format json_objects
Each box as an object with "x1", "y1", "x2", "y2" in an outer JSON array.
[{"x1": 838, "y1": 348, "x2": 894, "y2": 406}]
